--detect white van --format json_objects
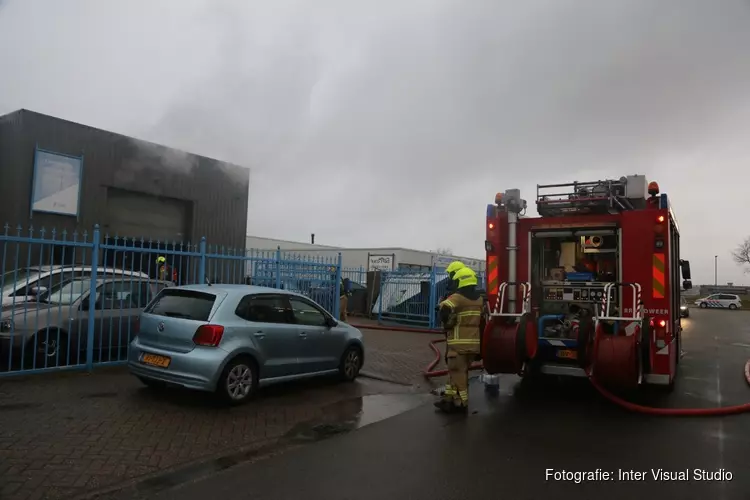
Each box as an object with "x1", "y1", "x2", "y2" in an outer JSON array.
[{"x1": 1, "y1": 266, "x2": 150, "y2": 307}]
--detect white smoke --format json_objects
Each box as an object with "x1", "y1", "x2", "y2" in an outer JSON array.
[{"x1": 127, "y1": 138, "x2": 199, "y2": 175}]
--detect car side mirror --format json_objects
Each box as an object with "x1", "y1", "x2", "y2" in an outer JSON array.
[
  {"x1": 325, "y1": 316, "x2": 338, "y2": 328},
  {"x1": 80, "y1": 297, "x2": 101, "y2": 310},
  {"x1": 29, "y1": 286, "x2": 47, "y2": 296},
  {"x1": 682, "y1": 280, "x2": 692, "y2": 290}
]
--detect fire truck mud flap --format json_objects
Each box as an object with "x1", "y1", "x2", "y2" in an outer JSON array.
[{"x1": 482, "y1": 313, "x2": 537, "y2": 375}]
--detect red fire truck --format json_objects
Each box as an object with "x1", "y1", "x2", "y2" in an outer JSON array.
[{"x1": 481, "y1": 176, "x2": 692, "y2": 392}]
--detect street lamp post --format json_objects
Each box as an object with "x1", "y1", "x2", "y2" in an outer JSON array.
[{"x1": 714, "y1": 255, "x2": 718, "y2": 286}]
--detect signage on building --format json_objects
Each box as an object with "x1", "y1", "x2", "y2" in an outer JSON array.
[
  {"x1": 432, "y1": 255, "x2": 454, "y2": 268},
  {"x1": 368, "y1": 254, "x2": 394, "y2": 272},
  {"x1": 31, "y1": 148, "x2": 83, "y2": 217},
  {"x1": 433, "y1": 255, "x2": 482, "y2": 270}
]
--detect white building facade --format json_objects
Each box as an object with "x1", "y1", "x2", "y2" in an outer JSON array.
[{"x1": 245, "y1": 235, "x2": 485, "y2": 273}]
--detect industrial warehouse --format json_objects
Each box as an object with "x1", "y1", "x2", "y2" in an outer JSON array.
[
  {"x1": 244, "y1": 235, "x2": 485, "y2": 272},
  {"x1": 0, "y1": 109, "x2": 250, "y2": 271}
]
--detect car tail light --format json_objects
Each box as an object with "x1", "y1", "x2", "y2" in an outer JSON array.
[{"x1": 193, "y1": 325, "x2": 225, "y2": 347}]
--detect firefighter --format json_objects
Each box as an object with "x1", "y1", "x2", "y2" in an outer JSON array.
[
  {"x1": 436, "y1": 261, "x2": 467, "y2": 368},
  {"x1": 156, "y1": 256, "x2": 178, "y2": 283},
  {"x1": 330, "y1": 267, "x2": 350, "y2": 322},
  {"x1": 434, "y1": 267, "x2": 485, "y2": 414}
]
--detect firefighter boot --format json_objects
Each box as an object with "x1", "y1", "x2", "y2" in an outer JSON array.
[{"x1": 433, "y1": 399, "x2": 467, "y2": 414}]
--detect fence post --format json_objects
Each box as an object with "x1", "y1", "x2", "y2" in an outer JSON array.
[
  {"x1": 275, "y1": 247, "x2": 282, "y2": 289},
  {"x1": 377, "y1": 271, "x2": 384, "y2": 324},
  {"x1": 333, "y1": 253, "x2": 342, "y2": 320},
  {"x1": 86, "y1": 225, "x2": 100, "y2": 372},
  {"x1": 428, "y1": 265, "x2": 437, "y2": 329},
  {"x1": 198, "y1": 237, "x2": 206, "y2": 285}
]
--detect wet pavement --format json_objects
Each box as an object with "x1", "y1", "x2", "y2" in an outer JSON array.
[
  {"x1": 126, "y1": 308, "x2": 750, "y2": 500},
  {"x1": 96, "y1": 392, "x2": 433, "y2": 500},
  {"x1": 0, "y1": 327, "x2": 437, "y2": 500}
]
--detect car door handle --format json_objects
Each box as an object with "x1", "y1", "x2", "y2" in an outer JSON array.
[
  {"x1": 253, "y1": 332, "x2": 265, "y2": 339},
  {"x1": 298, "y1": 332, "x2": 307, "y2": 338}
]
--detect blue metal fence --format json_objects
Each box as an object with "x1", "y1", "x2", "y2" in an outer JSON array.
[
  {"x1": 0, "y1": 223, "x2": 484, "y2": 377},
  {"x1": 0, "y1": 224, "x2": 343, "y2": 377}
]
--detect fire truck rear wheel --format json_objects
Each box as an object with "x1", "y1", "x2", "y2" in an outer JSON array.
[
  {"x1": 664, "y1": 372, "x2": 676, "y2": 393},
  {"x1": 517, "y1": 364, "x2": 546, "y2": 393}
]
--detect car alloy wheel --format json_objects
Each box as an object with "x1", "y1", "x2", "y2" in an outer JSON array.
[
  {"x1": 41, "y1": 339, "x2": 58, "y2": 358},
  {"x1": 340, "y1": 347, "x2": 362, "y2": 381},
  {"x1": 226, "y1": 363, "x2": 254, "y2": 401},
  {"x1": 729, "y1": 304, "x2": 738, "y2": 310}
]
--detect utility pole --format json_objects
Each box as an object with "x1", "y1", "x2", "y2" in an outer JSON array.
[{"x1": 714, "y1": 255, "x2": 718, "y2": 286}]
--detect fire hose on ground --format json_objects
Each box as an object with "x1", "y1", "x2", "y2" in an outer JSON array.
[
  {"x1": 419, "y1": 334, "x2": 750, "y2": 417},
  {"x1": 351, "y1": 321, "x2": 750, "y2": 416}
]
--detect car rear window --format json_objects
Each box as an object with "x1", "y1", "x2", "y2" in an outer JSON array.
[{"x1": 144, "y1": 289, "x2": 216, "y2": 321}]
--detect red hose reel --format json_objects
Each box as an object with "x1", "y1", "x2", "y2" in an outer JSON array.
[{"x1": 480, "y1": 312, "x2": 644, "y2": 392}]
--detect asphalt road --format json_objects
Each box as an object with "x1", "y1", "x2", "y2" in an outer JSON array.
[{"x1": 119, "y1": 308, "x2": 750, "y2": 500}]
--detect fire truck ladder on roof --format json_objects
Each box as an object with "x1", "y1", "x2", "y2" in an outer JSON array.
[{"x1": 536, "y1": 178, "x2": 637, "y2": 217}]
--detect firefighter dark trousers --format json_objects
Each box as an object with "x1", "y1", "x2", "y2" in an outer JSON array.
[{"x1": 442, "y1": 348, "x2": 471, "y2": 408}]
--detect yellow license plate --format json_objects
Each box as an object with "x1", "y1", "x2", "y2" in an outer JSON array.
[
  {"x1": 557, "y1": 349, "x2": 577, "y2": 360},
  {"x1": 141, "y1": 353, "x2": 171, "y2": 368}
]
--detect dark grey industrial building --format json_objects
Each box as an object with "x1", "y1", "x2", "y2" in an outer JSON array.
[{"x1": 0, "y1": 109, "x2": 250, "y2": 271}]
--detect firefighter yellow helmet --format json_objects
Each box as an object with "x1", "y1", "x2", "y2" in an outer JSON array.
[
  {"x1": 454, "y1": 267, "x2": 478, "y2": 288},
  {"x1": 445, "y1": 261, "x2": 465, "y2": 276},
  {"x1": 157, "y1": 256, "x2": 166, "y2": 264}
]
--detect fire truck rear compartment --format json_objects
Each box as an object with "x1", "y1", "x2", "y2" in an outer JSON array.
[
  {"x1": 483, "y1": 178, "x2": 686, "y2": 392},
  {"x1": 531, "y1": 226, "x2": 620, "y2": 370}
]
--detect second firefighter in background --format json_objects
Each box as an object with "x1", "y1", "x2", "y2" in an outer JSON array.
[{"x1": 434, "y1": 267, "x2": 485, "y2": 413}]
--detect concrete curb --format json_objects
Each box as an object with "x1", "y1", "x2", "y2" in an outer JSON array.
[
  {"x1": 350, "y1": 323, "x2": 443, "y2": 334},
  {"x1": 359, "y1": 371, "x2": 415, "y2": 386}
]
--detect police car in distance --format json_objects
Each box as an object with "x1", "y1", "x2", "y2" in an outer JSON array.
[{"x1": 693, "y1": 293, "x2": 742, "y2": 310}]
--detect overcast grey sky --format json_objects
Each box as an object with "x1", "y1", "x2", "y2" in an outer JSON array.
[{"x1": 1, "y1": 0, "x2": 750, "y2": 285}]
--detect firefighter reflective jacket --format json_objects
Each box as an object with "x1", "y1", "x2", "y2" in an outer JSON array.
[{"x1": 439, "y1": 292, "x2": 483, "y2": 354}]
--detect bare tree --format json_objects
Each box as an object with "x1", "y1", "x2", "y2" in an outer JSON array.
[
  {"x1": 731, "y1": 237, "x2": 750, "y2": 271},
  {"x1": 433, "y1": 247, "x2": 453, "y2": 255}
]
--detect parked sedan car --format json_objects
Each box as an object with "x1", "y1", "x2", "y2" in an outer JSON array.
[
  {"x1": 0, "y1": 276, "x2": 172, "y2": 368},
  {"x1": 128, "y1": 284, "x2": 365, "y2": 405},
  {"x1": 693, "y1": 293, "x2": 742, "y2": 310},
  {"x1": 680, "y1": 296, "x2": 689, "y2": 318},
  {"x1": 1, "y1": 265, "x2": 150, "y2": 307}
]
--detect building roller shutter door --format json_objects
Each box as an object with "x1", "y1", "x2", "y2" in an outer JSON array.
[{"x1": 105, "y1": 189, "x2": 190, "y2": 243}]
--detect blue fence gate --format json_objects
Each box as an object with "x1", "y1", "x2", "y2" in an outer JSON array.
[{"x1": 374, "y1": 268, "x2": 486, "y2": 329}]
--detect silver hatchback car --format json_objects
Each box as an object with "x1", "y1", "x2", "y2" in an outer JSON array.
[{"x1": 128, "y1": 284, "x2": 365, "y2": 405}]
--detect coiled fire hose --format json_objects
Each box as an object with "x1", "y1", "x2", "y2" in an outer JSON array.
[{"x1": 422, "y1": 335, "x2": 750, "y2": 416}]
